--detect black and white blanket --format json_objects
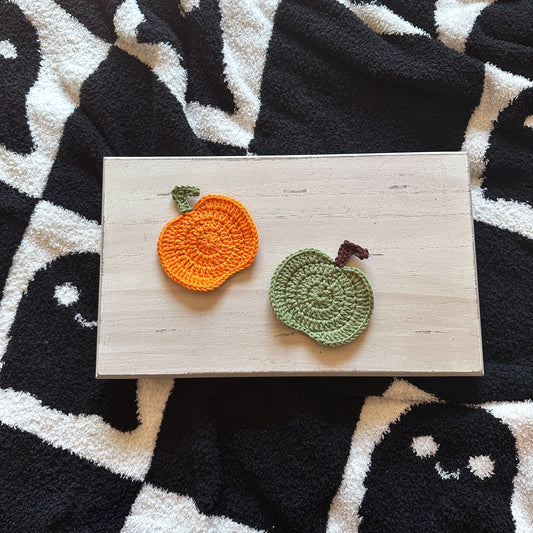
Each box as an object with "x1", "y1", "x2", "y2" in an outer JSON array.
[{"x1": 1, "y1": 1, "x2": 532, "y2": 531}]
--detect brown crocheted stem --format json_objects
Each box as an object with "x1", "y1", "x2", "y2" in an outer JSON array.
[
  {"x1": 334, "y1": 240, "x2": 369, "y2": 268},
  {"x1": 171, "y1": 185, "x2": 200, "y2": 214}
]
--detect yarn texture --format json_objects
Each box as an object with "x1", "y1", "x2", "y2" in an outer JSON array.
[
  {"x1": 269, "y1": 245, "x2": 373, "y2": 346},
  {"x1": 158, "y1": 187, "x2": 259, "y2": 291}
]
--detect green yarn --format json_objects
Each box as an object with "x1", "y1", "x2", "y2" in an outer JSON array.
[
  {"x1": 171, "y1": 185, "x2": 200, "y2": 213},
  {"x1": 269, "y1": 248, "x2": 374, "y2": 347}
]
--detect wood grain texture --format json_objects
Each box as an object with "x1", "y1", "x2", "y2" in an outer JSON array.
[{"x1": 96, "y1": 153, "x2": 483, "y2": 378}]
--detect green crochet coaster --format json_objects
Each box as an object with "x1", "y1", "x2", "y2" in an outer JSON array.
[{"x1": 269, "y1": 241, "x2": 374, "y2": 347}]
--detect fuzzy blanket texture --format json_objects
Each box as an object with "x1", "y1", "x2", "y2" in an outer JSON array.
[{"x1": 0, "y1": 0, "x2": 532, "y2": 531}]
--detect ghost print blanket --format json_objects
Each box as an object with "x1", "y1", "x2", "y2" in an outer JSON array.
[{"x1": 0, "y1": 0, "x2": 532, "y2": 531}]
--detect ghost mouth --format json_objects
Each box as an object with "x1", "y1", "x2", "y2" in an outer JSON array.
[
  {"x1": 435, "y1": 461, "x2": 461, "y2": 480},
  {"x1": 74, "y1": 313, "x2": 97, "y2": 329}
]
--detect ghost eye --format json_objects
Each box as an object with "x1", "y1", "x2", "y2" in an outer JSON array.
[
  {"x1": 0, "y1": 40, "x2": 17, "y2": 59},
  {"x1": 468, "y1": 455, "x2": 495, "y2": 479},
  {"x1": 411, "y1": 435, "x2": 439, "y2": 458},
  {"x1": 54, "y1": 282, "x2": 80, "y2": 307}
]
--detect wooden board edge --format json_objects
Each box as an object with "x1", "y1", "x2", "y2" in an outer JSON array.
[
  {"x1": 463, "y1": 151, "x2": 485, "y2": 377},
  {"x1": 95, "y1": 159, "x2": 108, "y2": 379},
  {"x1": 96, "y1": 369, "x2": 485, "y2": 379},
  {"x1": 101, "y1": 151, "x2": 467, "y2": 164}
]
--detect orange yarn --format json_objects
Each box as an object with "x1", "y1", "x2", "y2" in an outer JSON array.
[{"x1": 157, "y1": 193, "x2": 259, "y2": 291}]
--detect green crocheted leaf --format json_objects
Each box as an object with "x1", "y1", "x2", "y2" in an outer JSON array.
[{"x1": 269, "y1": 248, "x2": 374, "y2": 347}]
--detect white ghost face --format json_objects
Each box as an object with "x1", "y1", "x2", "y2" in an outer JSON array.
[
  {"x1": 54, "y1": 282, "x2": 97, "y2": 328},
  {"x1": 359, "y1": 404, "x2": 517, "y2": 532},
  {"x1": 411, "y1": 435, "x2": 495, "y2": 480}
]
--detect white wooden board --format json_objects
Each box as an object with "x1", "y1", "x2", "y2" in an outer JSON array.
[{"x1": 96, "y1": 153, "x2": 483, "y2": 378}]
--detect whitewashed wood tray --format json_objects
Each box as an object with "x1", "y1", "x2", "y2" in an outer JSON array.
[{"x1": 96, "y1": 153, "x2": 483, "y2": 378}]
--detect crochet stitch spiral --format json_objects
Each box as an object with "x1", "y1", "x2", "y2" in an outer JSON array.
[
  {"x1": 157, "y1": 187, "x2": 258, "y2": 291},
  {"x1": 269, "y1": 243, "x2": 373, "y2": 346}
]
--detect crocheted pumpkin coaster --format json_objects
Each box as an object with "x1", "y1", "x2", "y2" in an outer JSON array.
[
  {"x1": 157, "y1": 186, "x2": 259, "y2": 291},
  {"x1": 269, "y1": 241, "x2": 374, "y2": 346}
]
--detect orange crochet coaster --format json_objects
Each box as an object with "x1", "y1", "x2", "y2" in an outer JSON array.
[{"x1": 157, "y1": 186, "x2": 259, "y2": 291}]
